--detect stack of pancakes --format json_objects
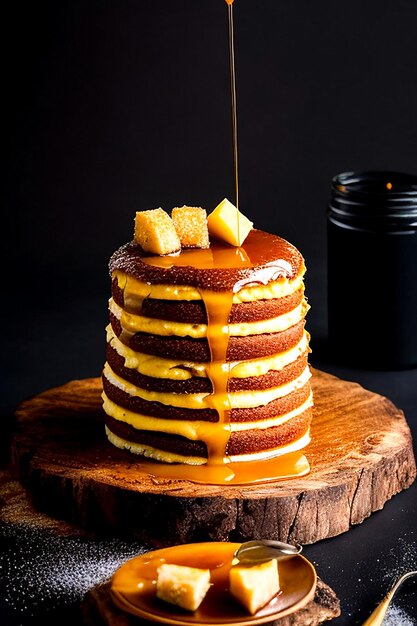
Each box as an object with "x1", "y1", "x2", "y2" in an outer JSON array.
[{"x1": 102, "y1": 229, "x2": 313, "y2": 465}]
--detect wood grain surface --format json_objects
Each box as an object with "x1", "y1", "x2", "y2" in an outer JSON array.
[{"x1": 10, "y1": 368, "x2": 416, "y2": 546}]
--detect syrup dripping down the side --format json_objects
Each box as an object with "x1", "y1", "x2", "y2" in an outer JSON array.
[
  {"x1": 199, "y1": 287, "x2": 234, "y2": 469},
  {"x1": 136, "y1": 238, "x2": 310, "y2": 484}
]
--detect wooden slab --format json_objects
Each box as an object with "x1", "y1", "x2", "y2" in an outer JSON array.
[
  {"x1": 10, "y1": 368, "x2": 416, "y2": 546},
  {"x1": 81, "y1": 577, "x2": 341, "y2": 626}
]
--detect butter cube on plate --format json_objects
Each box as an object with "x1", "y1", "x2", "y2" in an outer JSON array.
[
  {"x1": 207, "y1": 198, "x2": 253, "y2": 246},
  {"x1": 156, "y1": 563, "x2": 211, "y2": 611},
  {"x1": 229, "y1": 559, "x2": 280, "y2": 614}
]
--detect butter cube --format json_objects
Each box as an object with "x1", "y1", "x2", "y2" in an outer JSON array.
[
  {"x1": 156, "y1": 563, "x2": 211, "y2": 611},
  {"x1": 134, "y1": 208, "x2": 181, "y2": 255},
  {"x1": 172, "y1": 206, "x2": 210, "y2": 249},
  {"x1": 229, "y1": 559, "x2": 279, "y2": 615},
  {"x1": 207, "y1": 198, "x2": 253, "y2": 247}
]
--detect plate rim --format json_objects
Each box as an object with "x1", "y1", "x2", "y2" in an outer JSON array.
[{"x1": 110, "y1": 541, "x2": 317, "y2": 626}]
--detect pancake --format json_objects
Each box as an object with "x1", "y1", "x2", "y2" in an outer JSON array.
[{"x1": 102, "y1": 228, "x2": 313, "y2": 467}]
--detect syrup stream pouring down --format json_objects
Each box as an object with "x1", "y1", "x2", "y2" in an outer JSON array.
[
  {"x1": 186, "y1": 0, "x2": 238, "y2": 473},
  {"x1": 226, "y1": 0, "x2": 239, "y2": 213}
]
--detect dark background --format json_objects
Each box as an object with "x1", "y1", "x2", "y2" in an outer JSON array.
[
  {"x1": 3, "y1": 0, "x2": 417, "y2": 409},
  {"x1": 3, "y1": 1, "x2": 417, "y2": 624}
]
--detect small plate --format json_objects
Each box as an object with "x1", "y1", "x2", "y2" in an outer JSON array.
[{"x1": 110, "y1": 541, "x2": 317, "y2": 625}]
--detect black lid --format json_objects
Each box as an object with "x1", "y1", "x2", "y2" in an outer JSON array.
[{"x1": 329, "y1": 170, "x2": 417, "y2": 231}]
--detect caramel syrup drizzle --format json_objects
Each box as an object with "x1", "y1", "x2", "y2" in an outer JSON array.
[
  {"x1": 139, "y1": 243, "x2": 310, "y2": 484},
  {"x1": 200, "y1": 288, "x2": 233, "y2": 468},
  {"x1": 142, "y1": 246, "x2": 246, "y2": 475}
]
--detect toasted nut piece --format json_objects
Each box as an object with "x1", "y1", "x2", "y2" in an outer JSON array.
[
  {"x1": 207, "y1": 198, "x2": 253, "y2": 246},
  {"x1": 229, "y1": 559, "x2": 280, "y2": 615},
  {"x1": 134, "y1": 208, "x2": 181, "y2": 255},
  {"x1": 172, "y1": 206, "x2": 210, "y2": 249},
  {"x1": 156, "y1": 563, "x2": 211, "y2": 611}
]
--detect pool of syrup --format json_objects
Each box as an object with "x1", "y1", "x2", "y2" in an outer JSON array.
[{"x1": 130, "y1": 452, "x2": 310, "y2": 485}]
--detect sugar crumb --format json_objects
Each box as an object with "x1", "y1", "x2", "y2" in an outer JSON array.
[
  {"x1": 383, "y1": 604, "x2": 416, "y2": 625},
  {"x1": 0, "y1": 522, "x2": 144, "y2": 617}
]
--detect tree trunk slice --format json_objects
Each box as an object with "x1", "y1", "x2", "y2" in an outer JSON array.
[
  {"x1": 81, "y1": 577, "x2": 341, "y2": 626},
  {"x1": 10, "y1": 368, "x2": 416, "y2": 546}
]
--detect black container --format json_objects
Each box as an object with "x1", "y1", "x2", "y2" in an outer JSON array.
[{"x1": 327, "y1": 170, "x2": 417, "y2": 368}]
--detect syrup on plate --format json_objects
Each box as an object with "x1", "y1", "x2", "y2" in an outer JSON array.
[{"x1": 110, "y1": 542, "x2": 317, "y2": 626}]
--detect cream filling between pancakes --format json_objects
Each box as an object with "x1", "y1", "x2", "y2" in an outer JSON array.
[
  {"x1": 109, "y1": 297, "x2": 308, "y2": 338},
  {"x1": 106, "y1": 324, "x2": 310, "y2": 380},
  {"x1": 104, "y1": 425, "x2": 311, "y2": 465},
  {"x1": 103, "y1": 362, "x2": 311, "y2": 409},
  {"x1": 102, "y1": 391, "x2": 311, "y2": 443},
  {"x1": 103, "y1": 389, "x2": 312, "y2": 433},
  {"x1": 114, "y1": 268, "x2": 305, "y2": 304}
]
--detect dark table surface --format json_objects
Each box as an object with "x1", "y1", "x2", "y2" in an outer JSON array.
[{"x1": 1, "y1": 279, "x2": 417, "y2": 626}]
